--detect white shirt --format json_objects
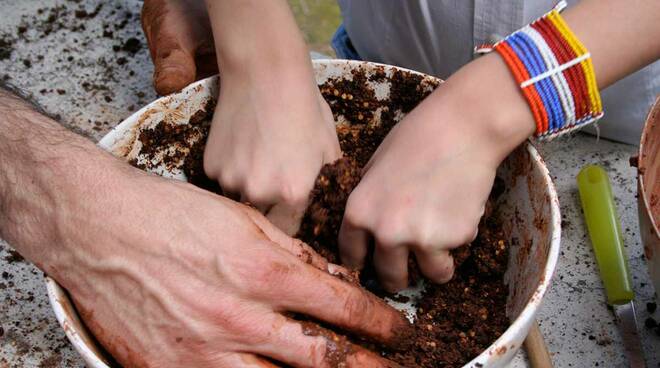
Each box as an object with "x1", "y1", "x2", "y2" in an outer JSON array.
[{"x1": 338, "y1": 0, "x2": 659, "y2": 145}]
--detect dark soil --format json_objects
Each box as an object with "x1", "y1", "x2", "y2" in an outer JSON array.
[
  {"x1": 130, "y1": 99, "x2": 221, "y2": 194},
  {"x1": 121, "y1": 37, "x2": 142, "y2": 54},
  {"x1": 4, "y1": 249, "x2": 25, "y2": 264},
  {"x1": 129, "y1": 67, "x2": 510, "y2": 367},
  {"x1": 0, "y1": 35, "x2": 13, "y2": 61},
  {"x1": 0, "y1": 2, "x2": 150, "y2": 124}
]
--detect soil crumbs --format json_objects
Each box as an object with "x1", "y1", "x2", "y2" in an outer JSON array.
[{"x1": 130, "y1": 68, "x2": 510, "y2": 367}]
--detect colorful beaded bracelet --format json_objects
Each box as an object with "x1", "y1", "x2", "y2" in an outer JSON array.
[{"x1": 476, "y1": 1, "x2": 603, "y2": 139}]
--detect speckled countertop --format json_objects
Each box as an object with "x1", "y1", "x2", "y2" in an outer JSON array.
[{"x1": 0, "y1": 1, "x2": 658, "y2": 367}]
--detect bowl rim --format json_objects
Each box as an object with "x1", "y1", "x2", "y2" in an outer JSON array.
[
  {"x1": 638, "y1": 95, "x2": 660, "y2": 236},
  {"x1": 45, "y1": 59, "x2": 562, "y2": 368}
]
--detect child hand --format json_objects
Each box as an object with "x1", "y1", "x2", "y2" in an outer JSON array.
[
  {"x1": 339, "y1": 56, "x2": 535, "y2": 292},
  {"x1": 204, "y1": 70, "x2": 341, "y2": 235}
]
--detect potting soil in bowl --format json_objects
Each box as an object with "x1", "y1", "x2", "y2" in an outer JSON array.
[{"x1": 129, "y1": 67, "x2": 510, "y2": 368}]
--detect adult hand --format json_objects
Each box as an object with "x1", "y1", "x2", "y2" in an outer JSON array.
[
  {"x1": 61, "y1": 173, "x2": 408, "y2": 368},
  {"x1": 338, "y1": 55, "x2": 536, "y2": 292},
  {"x1": 141, "y1": 0, "x2": 217, "y2": 95},
  {"x1": 1, "y1": 80, "x2": 407, "y2": 368}
]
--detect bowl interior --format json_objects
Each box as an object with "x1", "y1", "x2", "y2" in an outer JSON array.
[{"x1": 46, "y1": 60, "x2": 560, "y2": 368}]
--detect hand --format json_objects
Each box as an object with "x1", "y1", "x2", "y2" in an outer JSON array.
[
  {"x1": 141, "y1": 0, "x2": 217, "y2": 95},
  {"x1": 204, "y1": 72, "x2": 341, "y2": 236},
  {"x1": 338, "y1": 55, "x2": 536, "y2": 292},
  {"x1": 0, "y1": 87, "x2": 407, "y2": 368},
  {"x1": 143, "y1": 0, "x2": 342, "y2": 235},
  {"x1": 55, "y1": 172, "x2": 409, "y2": 368}
]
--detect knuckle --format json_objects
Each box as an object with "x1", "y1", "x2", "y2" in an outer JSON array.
[
  {"x1": 197, "y1": 296, "x2": 267, "y2": 341},
  {"x1": 443, "y1": 221, "x2": 479, "y2": 248},
  {"x1": 202, "y1": 161, "x2": 217, "y2": 180},
  {"x1": 153, "y1": 34, "x2": 183, "y2": 60},
  {"x1": 469, "y1": 227, "x2": 479, "y2": 242},
  {"x1": 217, "y1": 170, "x2": 242, "y2": 193},
  {"x1": 224, "y1": 313, "x2": 270, "y2": 346},
  {"x1": 202, "y1": 150, "x2": 221, "y2": 179},
  {"x1": 243, "y1": 182, "x2": 267, "y2": 204},
  {"x1": 415, "y1": 241, "x2": 436, "y2": 253},
  {"x1": 243, "y1": 256, "x2": 296, "y2": 296},
  {"x1": 292, "y1": 240, "x2": 323, "y2": 265},
  {"x1": 340, "y1": 290, "x2": 373, "y2": 325},
  {"x1": 343, "y1": 197, "x2": 369, "y2": 228},
  {"x1": 374, "y1": 216, "x2": 407, "y2": 246},
  {"x1": 458, "y1": 223, "x2": 479, "y2": 245},
  {"x1": 416, "y1": 211, "x2": 445, "y2": 247},
  {"x1": 323, "y1": 137, "x2": 342, "y2": 160},
  {"x1": 278, "y1": 180, "x2": 311, "y2": 207}
]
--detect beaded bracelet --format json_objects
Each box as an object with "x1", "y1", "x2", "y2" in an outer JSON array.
[{"x1": 476, "y1": 1, "x2": 603, "y2": 140}]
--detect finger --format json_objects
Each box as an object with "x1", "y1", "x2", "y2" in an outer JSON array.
[
  {"x1": 327, "y1": 263, "x2": 361, "y2": 285},
  {"x1": 249, "y1": 315, "x2": 400, "y2": 368},
  {"x1": 140, "y1": 0, "x2": 162, "y2": 59},
  {"x1": 141, "y1": 0, "x2": 200, "y2": 95},
  {"x1": 219, "y1": 353, "x2": 280, "y2": 368},
  {"x1": 338, "y1": 220, "x2": 370, "y2": 269},
  {"x1": 266, "y1": 200, "x2": 306, "y2": 236},
  {"x1": 239, "y1": 203, "x2": 357, "y2": 281},
  {"x1": 153, "y1": 39, "x2": 197, "y2": 96},
  {"x1": 414, "y1": 248, "x2": 455, "y2": 284},
  {"x1": 373, "y1": 241, "x2": 410, "y2": 293},
  {"x1": 240, "y1": 205, "x2": 329, "y2": 270},
  {"x1": 259, "y1": 256, "x2": 413, "y2": 349},
  {"x1": 240, "y1": 193, "x2": 273, "y2": 214}
]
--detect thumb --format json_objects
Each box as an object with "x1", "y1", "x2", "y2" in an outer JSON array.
[
  {"x1": 141, "y1": 0, "x2": 198, "y2": 96},
  {"x1": 153, "y1": 41, "x2": 197, "y2": 96}
]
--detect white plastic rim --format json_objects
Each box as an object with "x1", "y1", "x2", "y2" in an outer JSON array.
[{"x1": 45, "y1": 59, "x2": 561, "y2": 368}]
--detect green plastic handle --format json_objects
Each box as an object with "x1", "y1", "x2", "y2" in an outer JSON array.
[{"x1": 577, "y1": 165, "x2": 633, "y2": 305}]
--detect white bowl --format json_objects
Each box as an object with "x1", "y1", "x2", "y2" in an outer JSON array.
[
  {"x1": 46, "y1": 59, "x2": 561, "y2": 368},
  {"x1": 637, "y1": 96, "x2": 660, "y2": 299}
]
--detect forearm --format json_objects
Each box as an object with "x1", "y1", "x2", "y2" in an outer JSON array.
[
  {"x1": 0, "y1": 85, "x2": 129, "y2": 283},
  {"x1": 565, "y1": 0, "x2": 660, "y2": 88},
  {"x1": 429, "y1": 0, "x2": 660, "y2": 156},
  {"x1": 205, "y1": 0, "x2": 311, "y2": 79}
]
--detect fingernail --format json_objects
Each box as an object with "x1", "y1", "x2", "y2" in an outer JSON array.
[
  {"x1": 328, "y1": 264, "x2": 360, "y2": 285},
  {"x1": 386, "y1": 312, "x2": 415, "y2": 351},
  {"x1": 382, "y1": 281, "x2": 406, "y2": 294}
]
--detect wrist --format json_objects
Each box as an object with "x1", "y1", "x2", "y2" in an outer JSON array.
[
  {"x1": 206, "y1": 0, "x2": 311, "y2": 80},
  {"x1": 438, "y1": 54, "x2": 536, "y2": 162},
  {"x1": 218, "y1": 45, "x2": 314, "y2": 91},
  {"x1": 218, "y1": 40, "x2": 311, "y2": 80},
  {"x1": 0, "y1": 103, "x2": 135, "y2": 287}
]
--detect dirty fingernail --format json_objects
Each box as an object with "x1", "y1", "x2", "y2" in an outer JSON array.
[
  {"x1": 327, "y1": 264, "x2": 360, "y2": 285},
  {"x1": 386, "y1": 311, "x2": 415, "y2": 351}
]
